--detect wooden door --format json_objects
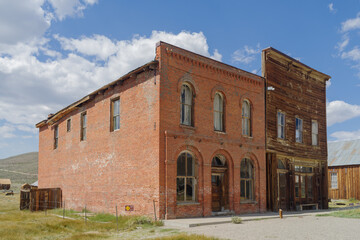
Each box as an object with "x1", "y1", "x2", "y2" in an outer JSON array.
[
  {"x1": 211, "y1": 174, "x2": 222, "y2": 212},
  {"x1": 278, "y1": 173, "x2": 288, "y2": 210}
]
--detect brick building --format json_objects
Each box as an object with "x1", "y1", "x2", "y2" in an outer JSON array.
[{"x1": 36, "y1": 42, "x2": 266, "y2": 219}]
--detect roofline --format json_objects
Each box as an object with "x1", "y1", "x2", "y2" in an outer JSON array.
[
  {"x1": 36, "y1": 60, "x2": 158, "y2": 128},
  {"x1": 157, "y1": 41, "x2": 264, "y2": 81},
  {"x1": 262, "y1": 47, "x2": 331, "y2": 80},
  {"x1": 329, "y1": 164, "x2": 360, "y2": 168}
]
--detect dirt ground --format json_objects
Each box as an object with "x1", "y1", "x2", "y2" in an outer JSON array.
[{"x1": 179, "y1": 215, "x2": 360, "y2": 240}]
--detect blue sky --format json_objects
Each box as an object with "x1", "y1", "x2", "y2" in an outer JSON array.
[{"x1": 1, "y1": 0, "x2": 360, "y2": 158}]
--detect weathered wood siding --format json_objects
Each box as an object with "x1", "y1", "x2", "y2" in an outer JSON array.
[
  {"x1": 328, "y1": 166, "x2": 360, "y2": 200},
  {"x1": 263, "y1": 52, "x2": 328, "y2": 160}
]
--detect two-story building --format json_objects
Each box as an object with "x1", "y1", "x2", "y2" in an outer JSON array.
[
  {"x1": 36, "y1": 42, "x2": 266, "y2": 219},
  {"x1": 262, "y1": 48, "x2": 330, "y2": 211}
]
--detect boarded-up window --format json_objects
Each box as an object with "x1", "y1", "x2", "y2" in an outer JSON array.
[
  {"x1": 240, "y1": 158, "x2": 254, "y2": 200},
  {"x1": 110, "y1": 98, "x2": 120, "y2": 131},
  {"x1": 277, "y1": 111, "x2": 285, "y2": 139},
  {"x1": 295, "y1": 117, "x2": 303, "y2": 143},
  {"x1": 67, "y1": 119, "x2": 71, "y2": 132},
  {"x1": 54, "y1": 125, "x2": 58, "y2": 149},
  {"x1": 177, "y1": 152, "x2": 196, "y2": 202},
  {"x1": 180, "y1": 84, "x2": 193, "y2": 126},
  {"x1": 80, "y1": 112, "x2": 87, "y2": 141},
  {"x1": 214, "y1": 93, "x2": 224, "y2": 132},
  {"x1": 242, "y1": 100, "x2": 251, "y2": 136},
  {"x1": 312, "y1": 120, "x2": 318, "y2": 145},
  {"x1": 331, "y1": 172, "x2": 338, "y2": 189}
]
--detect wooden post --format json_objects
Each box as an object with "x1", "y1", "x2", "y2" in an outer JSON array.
[
  {"x1": 116, "y1": 205, "x2": 119, "y2": 233},
  {"x1": 84, "y1": 205, "x2": 87, "y2": 224},
  {"x1": 153, "y1": 200, "x2": 157, "y2": 221},
  {"x1": 279, "y1": 209, "x2": 283, "y2": 219},
  {"x1": 63, "y1": 201, "x2": 65, "y2": 219}
]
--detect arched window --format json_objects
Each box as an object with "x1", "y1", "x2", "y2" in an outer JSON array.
[
  {"x1": 180, "y1": 84, "x2": 193, "y2": 126},
  {"x1": 177, "y1": 152, "x2": 196, "y2": 202},
  {"x1": 240, "y1": 158, "x2": 254, "y2": 200},
  {"x1": 214, "y1": 93, "x2": 224, "y2": 132},
  {"x1": 242, "y1": 100, "x2": 251, "y2": 136}
]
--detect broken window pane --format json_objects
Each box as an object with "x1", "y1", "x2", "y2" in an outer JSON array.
[
  {"x1": 176, "y1": 178, "x2": 185, "y2": 201},
  {"x1": 186, "y1": 178, "x2": 194, "y2": 201}
]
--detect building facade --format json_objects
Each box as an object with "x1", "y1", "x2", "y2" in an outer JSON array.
[
  {"x1": 36, "y1": 42, "x2": 266, "y2": 219},
  {"x1": 263, "y1": 48, "x2": 330, "y2": 211},
  {"x1": 328, "y1": 139, "x2": 360, "y2": 200}
]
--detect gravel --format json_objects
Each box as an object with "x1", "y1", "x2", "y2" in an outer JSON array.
[{"x1": 180, "y1": 215, "x2": 360, "y2": 240}]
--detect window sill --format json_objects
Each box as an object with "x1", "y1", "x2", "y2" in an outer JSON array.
[
  {"x1": 180, "y1": 124, "x2": 196, "y2": 131},
  {"x1": 111, "y1": 128, "x2": 120, "y2": 133},
  {"x1": 242, "y1": 135, "x2": 253, "y2": 139},
  {"x1": 177, "y1": 202, "x2": 200, "y2": 206},
  {"x1": 240, "y1": 200, "x2": 257, "y2": 204},
  {"x1": 214, "y1": 130, "x2": 226, "y2": 135}
]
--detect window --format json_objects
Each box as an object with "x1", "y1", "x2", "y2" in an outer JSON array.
[
  {"x1": 54, "y1": 125, "x2": 58, "y2": 149},
  {"x1": 295, "y1": 117, "x2": 303, "y2": 143},
  {"x1": 67, "y1": 119, "x2": 71, "y2": 132},
  {"x1": 177, "y1": 152, "x2": 196, "y2": 202},
  {"x1": 242, "y1": 100, "x2": 251, "y2": 136},
  {"x1": 312, "y1": 120, "x2": 318, "y2": 145},
  {"x1": 277, "y1": 111, "x2": 285, "y2": 139},
  {"x1": 180, "y1": 84, "x2": 193, "y2": 126},
  {"x1": 331, "y1": 172, "x2": 338, "y2": 189},
  {"x1": 111, "y1": 98, "x2": 120, "y2": 131},
  {"x1": 240, "y1": 158, "x2": 254, "y2": 200},
  {"x1": 80, "y1": 112, "x2": 87, "y2": 141},
  {"x1": 214, "y1": 93, "x2": 224, "y2": 132}
]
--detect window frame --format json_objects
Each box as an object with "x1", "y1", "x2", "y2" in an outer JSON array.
[
  {"x1": 54, "y1": 125, "x2": 59, "y2": 149},
  {"x1": 110, "y1": 98, "x2": 120, "y2": 132},
  {"x1": 67, "y1": 119, "x2": 71, "y2": 132},
  {"x1": 277, "y1": 111, "x2": 285, "y2": 139},
  {"x1": 312, "y1": 120, "x2": 318, "y2": 146},
  {"x1": 80, "y1": 111, "x2": 87, "y2": 141},
  {"x1": 242, "y1": 100, "x2": 251, "y2": 137},
  {"x1": 240, "y1": 158, "x2": 255, "y2": 201},
  {"x1": 331, "y1": 172, "x2": 338, "y2": 189},
  {"x1": 180, "y1": 84, "x2": 193, "y2": 126},
  {"x1": 176, "y1": 152, "x2": 197, "y2": 203},
  {"x1": 295, "y1": 117, "x2": 303, "y2": 143},
  {"x1": 214, "y1": 92, "x2": 225, "y2": 132}
]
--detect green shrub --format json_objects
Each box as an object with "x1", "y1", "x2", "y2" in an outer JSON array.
[{"x1": 231, "y1": 216, "x2": 242, "y2": 224}]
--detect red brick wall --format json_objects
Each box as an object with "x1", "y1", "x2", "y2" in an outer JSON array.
[
  {"x1": 156, "y1": 42, "x2": 266, "y2": 219},
  {"x1": 38, "y1": 69, "x2": 161, "y2": 217}
]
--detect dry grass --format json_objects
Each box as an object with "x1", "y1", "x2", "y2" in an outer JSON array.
[{"x1": 0, "y1": 193, "x2": 216, "y2": 240}]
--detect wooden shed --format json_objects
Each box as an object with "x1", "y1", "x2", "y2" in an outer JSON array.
[
  {"x1": 0, "y1": 179, "x2": 11, "y2": 190},
  {"x1": 328, "y1": 139, "x2": 360, "y2": 200}
]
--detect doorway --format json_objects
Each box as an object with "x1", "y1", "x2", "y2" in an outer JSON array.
[{"x1": 211, "y1": 155, "x2": 228, "y2": 212}]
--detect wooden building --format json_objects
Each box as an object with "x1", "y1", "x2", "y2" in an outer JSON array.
[
  {"x1": 262, "y1": 48, "x2": 330, "y2": 211},
  {"x1": 328, "y1": 139, "x2": 360, "y2": 200},
  {"x1": 0, "y1": 179, "x2": 11, "y2": 190}
]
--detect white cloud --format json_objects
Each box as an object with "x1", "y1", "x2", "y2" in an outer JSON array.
[
  {"x1": 330, "y1": 129, "x2": 360, "y2": 141},
  {"x1": 232, "y1": 44, "x2": 260, "y2": 64},
  {"x1": 341, "y1": 46, "x2": 360, "y2": 61},
  {"x1": 0, "y1": 124, "x2": 16, "y2": 138},
  {"x1": 327, "y1": 100, "x2": 360, "y2": 126},
  {"x1": 0, "y1": 0, "x2": 50, "y2": 44},
  {"x1": 328, "y1": 3, "x2": 337, "y2": 14},
  {"x1": 48, "y1": 0, "x2": 98, "y2": 20},
  {"x1": 336, "y1": 34, "x2": 349, "y2": 52},
  {"x1": 341, "y1": 13, "x2": 360, "y2": 32}
]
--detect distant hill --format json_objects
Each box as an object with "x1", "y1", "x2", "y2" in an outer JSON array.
[{"x1": 0, "y1": 152, "x2": 38, "y2": 187}]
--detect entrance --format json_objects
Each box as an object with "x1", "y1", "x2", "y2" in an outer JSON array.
[{"x1": 211, "y1": 155, "x2": 228, "y2": 212}]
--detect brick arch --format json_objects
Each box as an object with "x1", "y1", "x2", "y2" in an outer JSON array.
[
  {"x1": 172, "y1": 144, "x2": 204, "y2": 207},
  {"x1": 210, "y1": 85, "x2": 227, "y2": 104},
  {"x1": 177, "y1": 74, "x2": 199, "y2": 96},
  {"x1": 239, "y1": 152, "x2": 261, "y2": 203}
]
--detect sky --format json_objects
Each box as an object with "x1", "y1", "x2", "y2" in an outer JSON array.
[{"x1": 1, "y1": 0, "x2": 360, "y2": 158}]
